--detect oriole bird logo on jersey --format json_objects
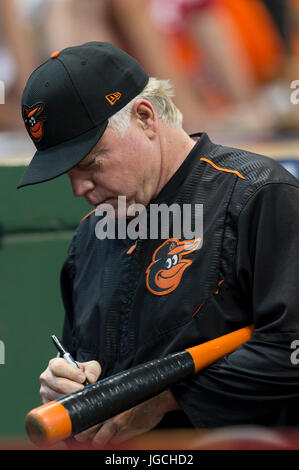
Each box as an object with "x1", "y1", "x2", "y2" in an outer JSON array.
[
  {"x1": 146, "y1": 238, "x2": 202, "y2": 295},
  {"x1": 22, "y1": 103, "x2": 46, "y2": 142}
]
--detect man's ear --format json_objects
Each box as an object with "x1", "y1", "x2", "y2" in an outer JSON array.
[{"x1": 131, "y1": 99, "x2": 157, "y2": 137}]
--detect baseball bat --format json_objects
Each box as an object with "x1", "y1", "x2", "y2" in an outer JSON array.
[{"x1": 25, "y1": 325, "x2": 254, "y2": 446}]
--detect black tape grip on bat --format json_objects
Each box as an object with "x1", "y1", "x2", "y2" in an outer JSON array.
[{"x1": 59, "y1": 350, "x2": 194, "y2": 435}]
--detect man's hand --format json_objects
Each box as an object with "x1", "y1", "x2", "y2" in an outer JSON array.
[
  {"x1": 40, "y1": 360, "x2": 180, "y2": 447},
  {"x1": 75, "y1": 389, "x2": 180, "y2": 447},
  {"x1": 40, "y1": 358, "x2": 101, "y2": 403}
]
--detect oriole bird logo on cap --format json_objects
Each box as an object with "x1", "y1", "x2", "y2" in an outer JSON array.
[
  {"x1": 22, "y1": 103, "x2": 46, "y2": 142},
  {"x1": 146, "y1": 238, "x2": 202, "y2": 295}
]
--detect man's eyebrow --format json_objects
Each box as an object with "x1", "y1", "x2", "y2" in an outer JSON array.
[
  {"x1": 90, "y1": 146, "x2": 107, "y2": 158},
  {"x1": 77, "y1": 155, "x2": 96, "y2": 168},
  {"x1": 77, "y1": 147, "x2": 107, "y2": 168}
]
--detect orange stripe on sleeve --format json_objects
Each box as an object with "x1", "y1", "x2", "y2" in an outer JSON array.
[
  {"x1": 200, "y1": 158, "x2": 246, "y2": 180},
  {"x1": 80, "y1": 209, "x2": 97, "y2": 224}
]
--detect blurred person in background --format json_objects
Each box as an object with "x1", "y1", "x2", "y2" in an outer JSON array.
[
  {"x1": 142, "y1": 0, "x2": 297, "y2": 135},
  {"x1": 274, "y1": 0, "x2": 299, "y2": 132},
  {"x1": 0, "y1": 0, "x2": 44, "y2": 131},
  {"x1": 43, "y1": 0, "x2": 208, "y2": 133},
  {"x1": 44, "y1": 0, "x2": 120, "y2": 52},
  {"x1": 2, "y1": 0, "x2": 298, "y2": 135},
  {"x1": 210, "y1": 0, "x2": 299, "y2": 134},
  {"x1": 43, "y1": 0, "x2": 258, "y2": 133},
  {"x1": 44, "y1": 0, "x2": 298, "y2": 136}
]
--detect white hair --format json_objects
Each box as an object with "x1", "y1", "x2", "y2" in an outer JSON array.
[{"x1": 108, "y1": 77, "x2": 183, "y2": 135}]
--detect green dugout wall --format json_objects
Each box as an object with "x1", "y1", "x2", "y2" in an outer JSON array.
[{"x1": 0, "y1": 164, "x2": 89, "y2": 439}]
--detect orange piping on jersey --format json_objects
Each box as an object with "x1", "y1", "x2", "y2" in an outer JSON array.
[
  {"x1": 215, "y1": 279, "x2": 224, "y2": 295},
  {"x1": 193, "y1": 280, "x2": 224, "y2": 315},
  {"x1": 80, "y1": 209, "x2": 97, "y2": 224},
  {"x1": 200, "y1": 158, "x2": 246, "y2": 180},
  {"x1": 126, "y1": 245, "x2": 136, "y2": 255},
  {"x1": 192, "y1": 301, "x2": 206, "y2": 318}
]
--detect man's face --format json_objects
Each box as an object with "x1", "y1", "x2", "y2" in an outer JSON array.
[{"x1": 67, "y1": 102, "x2": 161, "y2": 218}]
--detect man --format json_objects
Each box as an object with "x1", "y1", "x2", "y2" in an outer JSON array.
[{"x1": 18, "y1": 42, "x2": 299, "y2": 447}]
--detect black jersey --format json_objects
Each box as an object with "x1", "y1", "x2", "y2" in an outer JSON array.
[{"x1": 60, "y1": 133, "x2": 299, "y2": 427}]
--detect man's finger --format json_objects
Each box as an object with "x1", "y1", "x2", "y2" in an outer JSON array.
[
  {"x1": 40, "y1": 384, "x2": 69, "y2": 404},
  {"x1": 92, "y1": 419, "x2": 119, "y2": 447},
  {"x1": 40, "y1": 385, "x2": 61, "y2": 404},
  {"x1": 40, "y1": 376, "x2": 85, "y2": 400},
  {"x1": 79, "y1": 360, "x2": 102, "y2": 383},
  {"x1": 48, "y1": 357, "x2": 86, "y2": 383},
  {"x1": 74, "y1": 424, "x2": 102, "y2": 442}
]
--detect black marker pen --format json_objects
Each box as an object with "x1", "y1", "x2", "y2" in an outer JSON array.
[{"x1": 51, "y1": 335, "x2": 89, "y2": 386}]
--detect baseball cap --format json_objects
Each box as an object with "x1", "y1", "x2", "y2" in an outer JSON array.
[{"x1": 17, "y1": 42, "x2": 149, "y2": 189}]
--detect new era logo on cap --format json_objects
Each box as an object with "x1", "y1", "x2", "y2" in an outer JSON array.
[{"x1": 105, "y1": 92, "x2": 122, "y2": 106}]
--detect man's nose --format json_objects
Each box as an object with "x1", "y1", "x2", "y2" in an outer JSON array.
[{"x1": 69, "y1": 175, "x2": 95, "y2": 197}]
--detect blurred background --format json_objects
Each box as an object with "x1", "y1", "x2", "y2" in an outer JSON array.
[{"x1": 0, "y1": 0, "x2": 299, "y2": 446}]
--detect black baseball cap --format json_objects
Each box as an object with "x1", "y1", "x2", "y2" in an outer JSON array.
[{"x1": 17, "y1": 42, "x2": 149, "y2": 188}]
